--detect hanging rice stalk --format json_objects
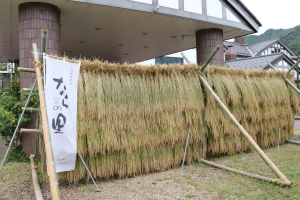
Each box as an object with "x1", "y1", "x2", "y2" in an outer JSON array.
[{"x1": 39, "y1": 60, "x2": 298, "y2": 183}]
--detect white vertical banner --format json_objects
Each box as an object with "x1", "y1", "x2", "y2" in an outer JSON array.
[{"x1": 45, "y1": 56, "x2": 81, "y2": 173}]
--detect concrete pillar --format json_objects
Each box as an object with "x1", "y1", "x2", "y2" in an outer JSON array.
[
  {"x1": 196, "y1": 28, "x2": 224, "y2": 66},
  {"x1": 19, "y1": 2, "x2": 60, "y2": 88},
  {"x1": 19, "y1": 2, "x2": 61, "y2": 155}
]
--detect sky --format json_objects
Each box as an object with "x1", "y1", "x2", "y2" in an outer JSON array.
[{"x1": 139, "y1": 0, "x2": 300, "y2": 65}]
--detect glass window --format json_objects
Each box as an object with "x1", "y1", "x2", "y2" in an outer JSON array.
[
  {"x1": 130, "y1": 0, "x2": 152, "y2": 4},
  {"x1": 226, "y1": 8, "x2": 240, "y2": 22},
  {"x1": 159, "y1": 0, "x2": 179, "y2": 9},
  {"x1": 207, "y1": 0, "x2": 223, "y2": 18},
  {"x1": 184, "y1": 0, "x2": 202, "y2": 14}
]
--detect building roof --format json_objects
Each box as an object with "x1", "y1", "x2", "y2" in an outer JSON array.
[
  {"x1": 0, "y1": 0, "x2": 261, "y2": 63},
  {"x1": 224, "y1": 41, "x2": 251, "y2": 56},
  {"x1": 225, "y1": 53, "x2": 286, "y2": 70},
  {"x1": 247, "y1": 38, "x2": 280, "y2": 56}
]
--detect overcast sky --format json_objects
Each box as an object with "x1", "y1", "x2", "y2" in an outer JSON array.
[
  {"x1": 242, "y1": 0, "x2": 299, "y2": 35},
  {"x1": 139, "y1": 0, "x2": 300, "y2": 64}
]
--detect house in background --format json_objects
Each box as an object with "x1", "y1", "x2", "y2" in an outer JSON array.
[
  {"x1": 155, "y1": 56, "x2": 184, "y2": 65},
  {"x1": 224, "y1": 37, "x2": 300, "y2": 86}
]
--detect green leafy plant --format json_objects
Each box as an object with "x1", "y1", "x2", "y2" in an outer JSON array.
[{"x1": 0, "y1": 65, "x2": 37, "y2": 162}]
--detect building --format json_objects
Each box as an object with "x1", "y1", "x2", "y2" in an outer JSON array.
[
  {"x1": 224, "y1": 37, "x2": 300, "y2": 84},
  {"x1": 0, "y1": 0, "x2": 261, "y2": 155},
  {"x1": 155, "y1": 56, "x2": 183, "y2": 65}
]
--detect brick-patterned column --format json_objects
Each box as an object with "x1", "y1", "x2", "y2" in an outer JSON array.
[
  {"x1": 196, "y1": 28, "x2": 224, "y2": 66},
  {"x1": 19, "y1": 2, "x2": 60, "y2": 155}
]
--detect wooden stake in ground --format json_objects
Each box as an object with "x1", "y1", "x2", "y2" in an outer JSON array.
[{"x1": 33, "y1": 43, "x2": 61, "y2": 200}]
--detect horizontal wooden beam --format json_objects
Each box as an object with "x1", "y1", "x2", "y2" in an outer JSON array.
[
  {"x1": 17, "y1": 67, "x2": 35, "y2": 73},
  {"x1": 19, "y1": 129, "x2": 41, "y2": 133}
]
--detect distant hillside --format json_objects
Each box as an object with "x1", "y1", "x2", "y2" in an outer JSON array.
[{"x1": 245, "y1": 25, "x2": 300, "y2": 55}]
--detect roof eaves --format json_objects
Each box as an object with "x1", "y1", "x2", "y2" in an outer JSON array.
[
  {"x1": 221, "y1": 0, "x2": 262, "y2": 32},
  {"x1": 277, "y1": 39, "x2": 299, "y2": 57},
  {"x1": 249, "y1": 38, "x2": 281, "y2": 56}
]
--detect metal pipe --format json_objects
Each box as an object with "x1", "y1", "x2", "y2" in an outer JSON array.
[
  {"x1": 0, "y1": 79, "x2": 37, "y2": 171},
  {"x1": 29, "y1": 155, "x2": 44, "y2": 200},
  {"x1": 33, "y1": 43, "x2": 61, "y2": 200},
  {"x1": 179, "y1": 126, "x2": 191, "y2": 174},
  {"x1": 198, "y1": 74, "x2": 291, "y2": 184},
  {"x1": 228, "y1": 133, "x2": 246, "y2": 159},
  {"x1": 286, "y1": 140, "x2": 300, "y2": 145},
  {"x1": 278, "y1": 128, "x2": 281, "y2": 150},
  {"x1": 200, "y1": 46, "x2": 220, "y2": 72},
  {"x1": 79, "y1": 155, "x2": 101, "y2": 192},
  {"x1": 200, "y1": 159, "x2": 292, "y2": 186}
]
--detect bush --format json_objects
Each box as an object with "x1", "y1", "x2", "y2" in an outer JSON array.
[{"x1": 0, "y1": 67, "x2": 37, "y2": 162}]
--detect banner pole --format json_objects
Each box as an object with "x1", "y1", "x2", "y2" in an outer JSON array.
[{"x1": 33, "y1": 43, "x2": 61, "y2": 200}]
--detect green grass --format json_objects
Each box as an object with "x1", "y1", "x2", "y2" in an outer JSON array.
[
  {"x1": 193, "y1": 144, "x2": 300, "y2": 199},
  {"x1": 294, "y1": 129, "x2": 300, "y2": 135}
]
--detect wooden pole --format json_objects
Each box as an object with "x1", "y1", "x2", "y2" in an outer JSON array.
[
  {"x1": 198, "y1": 74, "x2": 292, "y2": 185},
  {"x1": 201, "y1": 159, "x2": 292, "y2": 186},
  {"x1": 33, "y1": 43, "x2": 61, "y2": 200},
  {"x1": 29, "y1": 155, "x2": 44, "y2": 200}
]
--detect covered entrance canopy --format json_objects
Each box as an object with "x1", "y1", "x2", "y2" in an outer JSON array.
[{"x1": 0, "y1": 0, "x2": 261, "y2": 63}]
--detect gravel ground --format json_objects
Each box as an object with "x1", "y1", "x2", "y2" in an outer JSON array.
[{"x1": 0, "y1": 159, "x2": 221, "y2": 200}]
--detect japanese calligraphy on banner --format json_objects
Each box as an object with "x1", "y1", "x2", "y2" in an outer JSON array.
[{"x1": 45, "y1": 56, "x2": 81, "y2": 173}]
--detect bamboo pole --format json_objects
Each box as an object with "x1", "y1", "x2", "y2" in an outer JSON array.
[
  {"x1": 41, "y1": 29, "x2": 47, "y2": 63},
  {"x1": 268, "y1": 63, "x2": 300, "y2": 94},
  {"x1": 176, "y1": 51, "x2": 291, "y2": 186},
  {"x1": 287, "y1": 60, "x2": 300, "y2": 73},
  {"x1": 21, "y1": 107, "x2": 39, "y2": 112},
  {"x1": 33, "y1": 43, "x2": 61, "y2": 200},
  {"x1": 20, "y1": 128, "x2": 41, "y2": 133},
  {"x1": 200, "y1": 46, "x2": 221, "y2": 72},
  {"x1": 17, "y1": 67, "x2": 36, "y2": 73},
  {"x1": 29, "y1": 155, "x2": 44, "y2": 200},
  {"x1": 198, "y1": 74, "x2": 292, "y2": 185},
  {"x1": 22, "y1": 88, "x2": 38, "y2": 92},
  {"x1": 286, "y1": 140, "x2": 300, "y2": 145},
  {"x1": 181, "y1": 52, "x2": 191, "y2": 64},
  {"x1": 200, "y1": 159, "x2": 292, "y2": 186}
]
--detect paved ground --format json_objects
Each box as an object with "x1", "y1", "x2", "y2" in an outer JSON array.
[
  {"x1": 0, "y1": 137, "x2": 7, "y2": 155},
  {"x1": 294, "y1": 117, "x2": 300, "y2": 129}
]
